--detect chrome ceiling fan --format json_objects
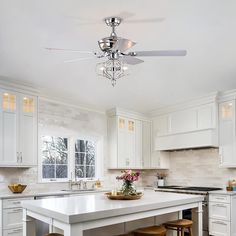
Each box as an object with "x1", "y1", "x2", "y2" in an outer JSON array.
[{"x1": 46, "y1": 16, "x2": 187, "y2": 86}]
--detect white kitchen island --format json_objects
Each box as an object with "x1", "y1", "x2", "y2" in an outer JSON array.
[{"x1": 22, "y1": 190, "x2": 204, "y2": 236}]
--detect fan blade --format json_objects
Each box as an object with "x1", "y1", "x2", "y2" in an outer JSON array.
[
  {"x1": 122, "y1": 56, "x2": 144, "y2": 65},
  {"x1": 116, "y1": 11, "x2": 135, "y2": 19},
  {"x1": 45, "y1": 47, "x2": 94, "y2": 54},
  {"x1": 112, "y1": 38, "x2": 136, "y2": 53},
  {"x1": 129, "y1": 50, "x2": 187, "y2": 57},
  {"x1": 125, "y1": 17, "x2": 165, "y2": 24},
  {"x1": 64, "y1": 57, "x2": 96, "y2": 63}
]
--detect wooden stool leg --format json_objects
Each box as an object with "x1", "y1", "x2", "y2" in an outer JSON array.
[
  {"x1": 188, "y1": 227, "x2": 193, "y2": 236},
  {"x1": 181, "y1": 228, "x2": 184, "y2": 236},
  {"x1": 178, "y1": 228, "x2": 181, "y2": 236}
]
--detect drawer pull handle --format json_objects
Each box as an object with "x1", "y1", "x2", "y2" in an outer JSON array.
[
  {"x1": 11, "y1": 209, "x2": 22, "y2": 213},
  {"x1": 12, "y1": 201, "x2": 21, "y2": 204},
  {"x1": 214, "y1": 204, "x2": 227, "y2": 207},
  {"x1": 215, "y1": 197, "x2": 226, "y2": 200},
  {"x1": 8, "y1": 229, "x2": 23, "y2": 234},
  {"x1": 212, "y1": 221, "x2": 227, "y2": 225}
]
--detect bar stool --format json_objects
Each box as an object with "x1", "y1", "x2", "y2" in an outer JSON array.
[
  {"x1": 133, "y1": 225, "x2": 167, "y2": 236},
  {"x1": 164, "y1": 219, "x2": 193, "y2": 236},
  {"x1": 44, "y1": 233, "x2": 63, "y2": 236}
]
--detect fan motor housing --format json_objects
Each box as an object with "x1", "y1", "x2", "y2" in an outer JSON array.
[{"x1": 98, "y1": 36, "x2": 118, "y2": 52}]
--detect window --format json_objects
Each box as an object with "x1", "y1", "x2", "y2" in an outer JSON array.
[
  {"x1": 40, "y1": 136, "x2": 98, "y2": 182},
  {"x1": 75, "y1": 139, "x2": 96, "y2": 178},
  {"x1": 42, "y1": 136, "x2": 68, "y2": 181}
]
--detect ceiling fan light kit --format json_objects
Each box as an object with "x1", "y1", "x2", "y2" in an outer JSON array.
[{"x1": 46, "y1": 16, "x2": 187, "y2": 87}]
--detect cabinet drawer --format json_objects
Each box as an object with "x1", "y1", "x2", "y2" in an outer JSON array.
[
  {"x1": 3, "y1": 228, "x2": 23, "y2": 236},
  {"x1": 209, "y1": 194, "x2": 230, "y2": 204},
  {"x1": 3, "y1": 208, "x2": 23, "y2": 229},
  {"x1": 3, "y1": 197, "x2": 33, "y2": 209},
  {"x1": 209, "y1": 202, "x2": 230, "y2": 221},
  {"x1": 209, "y1": 219, "x2": 230, "y2": 236}
]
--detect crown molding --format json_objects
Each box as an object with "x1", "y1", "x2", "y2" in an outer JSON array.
[
  {"x1": 107, "y1": 107, "x2": 151, "y2": 121},
  {"x1": 218, "y1": 89, "x2": 236, "y2": 102},
  {"x1": 0, "y1": 76, "x2": 106, "y2": 115},
  {"x1": 148, "y1": 91, "x2": 219, "y2": 117}
]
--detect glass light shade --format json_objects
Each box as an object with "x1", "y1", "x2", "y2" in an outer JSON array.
[{"x1": 96, "y1": 59, "x2": 129, "y2": 86}]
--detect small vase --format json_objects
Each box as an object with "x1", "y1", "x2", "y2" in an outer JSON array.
[
  {"x1": 121, "y1": 180, "x2": 136, "y2": 195},
  {"x1": 158, "y1": 179, "x2": 164, "y2": 187}
]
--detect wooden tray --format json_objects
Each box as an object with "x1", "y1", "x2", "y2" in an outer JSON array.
[{"x1": 105, "y1": 192, "x2": 143, "y2": 200}]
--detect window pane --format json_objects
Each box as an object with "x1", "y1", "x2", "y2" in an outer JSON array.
[
  {"x1": 41, "y1": 136, "x2": 68, "y2": 180},
  {"x1": 86, "y1": 141, "x2": 95, "y2": 154},
  {"x1": 86, "y1": 166, "x2": 95, "y2": 178},
  {"x1": 42, "y1": 151, "x2": 55, "y2": 164},
  {"x1": 75, "y1": 153, "x2": 85, "y2": 165},
  {"x1": 75, "y1": 166, "x2": 84, "y2": 178},
  {"x1": 86, "y1": 154, "x2": 95, "y2": 165},
  {"x1": 75, "y1": 140, "x2": 85, "y2": 152},
  {"x1": 56, "y1": 165, "x2": 68, "y2": 178},
  {"x1": 42, "y1": 165, "x2": 55, "y2": 179},
  {"x1": 42, "y1": 136, "x2": 68, "y2": 152},
  {"x1": 56, "y1": 152, "x2": 68, "y2": 164}
]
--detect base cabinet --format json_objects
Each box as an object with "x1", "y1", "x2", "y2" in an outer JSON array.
[
  {"x1": 209, "y1": 219, "x2": 230, "y2": 236},
  {"x1": 209, "y1": 193, "x2": 236, "y2": 236},
  {"x1": 3, "y1": 228, "x2": 23, "y2": 236}
]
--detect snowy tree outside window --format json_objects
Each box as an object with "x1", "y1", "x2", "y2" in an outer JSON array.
[
  {"x1": 75, "y1": 139, "x2": 96, "y2": 178},
  {"x1": 42, "y1": 136, "x2": 68, "y2": 180},
  {"x1": 41, "y1": 136, "x2": 97, "y2": 181}
]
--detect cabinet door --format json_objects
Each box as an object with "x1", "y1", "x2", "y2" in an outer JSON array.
[
  {"x1": 19, "y1": 94, "x2": 37, "y2": 166},
  {"x1": 117, "y1": 117, "x2": 135, "y2": 168},
  {"x1": 0, "y1": 90, "x2": 19, "y2": 165},
  {"x1": 126, "y1": 119, "x2": 135, "y2": 167},
  {"x1": 219, "y1": 100, "x2": 236, "y2": 166},
  {"x1": 209, "y1": 219, "x2": 230, "y2": 236},
  {"x1": 142, "y1": 121, "x2": 151, "y2": 168},
  {"x1": 135, "y1": 120, "x2": 142, "y2": 168},
  {"x1": 3, "y1": 208, "x2": 23, "y2": 229},
  {"x1": 118, "y1": 117, "x2": 128, "y2": 167},
  {"x1": 3, "y1": 228, "x2": 23, "y2": 236}
]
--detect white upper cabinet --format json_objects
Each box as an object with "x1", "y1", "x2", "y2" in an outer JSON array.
[
  {"x1": 0, "y1": 91, "x2": 18, "y2": 165},
  {"x1": 0, "y1": 88, "x2": 38, "y2": 167},
  {"x1": 218, "y1": 100, "x2": 236, "y2": 167},
  {"x1": 107, "y1": 108, "x2": 169, "y2": 169}
]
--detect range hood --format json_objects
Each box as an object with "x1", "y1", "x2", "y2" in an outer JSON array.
[{"x1": 155, "y1": 129, "x2": 218, "y2": 151}]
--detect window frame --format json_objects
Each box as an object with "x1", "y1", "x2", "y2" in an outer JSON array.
[{"x1": 38, "y1": 135, "x2": 101, "y2": 183}]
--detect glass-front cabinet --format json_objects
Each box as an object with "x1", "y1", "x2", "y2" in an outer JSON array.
[
  {"x1": 219, "y1": 100, "x2": 236, "y2": 167},
  {"x1": 0, "y1": 89, "x2": 37, "y2": 166}
]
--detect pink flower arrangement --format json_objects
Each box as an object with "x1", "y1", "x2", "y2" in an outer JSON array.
[{"x1": 116, "y1": 170, "x2": 141, "y2": 182}]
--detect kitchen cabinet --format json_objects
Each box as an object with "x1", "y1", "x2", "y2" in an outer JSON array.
[
  {"x1": 107, "y1": 108, "x2": 169, "y2": 169},
  {"x1": 218, "y1": 100, "x2": 236, "y2": 167},
  {"x1": 209, "y1": 193, "x2": 236, "y2": 236},
  {"x1": 0, "y1": 89, "x2": 38, "y2": 167},
  {"x1": 152, "y1": 102, "x2": 218, "y2": 150},
  {"x1": 0, "y1": 197, "x2": 34, "y2": 236}
]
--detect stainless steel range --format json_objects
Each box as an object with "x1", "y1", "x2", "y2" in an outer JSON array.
[{"x1": 155, "y1": 186, "x2": 222, "y2": 235}]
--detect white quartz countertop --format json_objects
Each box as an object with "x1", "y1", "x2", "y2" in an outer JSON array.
[
  {"x1": 210, "y1": 190, "x2": 236, "y2": 195},
  {"x1": 0, "y1": 189, "x2": 108, "y2": 199},
  {"x1": 22, "y1": 190, "x2": 204, "y2": 224}
]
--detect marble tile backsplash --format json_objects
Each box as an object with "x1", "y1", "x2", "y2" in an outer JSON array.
[{"x1": 142, "y1": 148, "x2": 236, "y2": 188}]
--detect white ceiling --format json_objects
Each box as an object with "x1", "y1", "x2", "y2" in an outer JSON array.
[{"x1": 1, "y1": 0, "x2": 236, "y2": 113}]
